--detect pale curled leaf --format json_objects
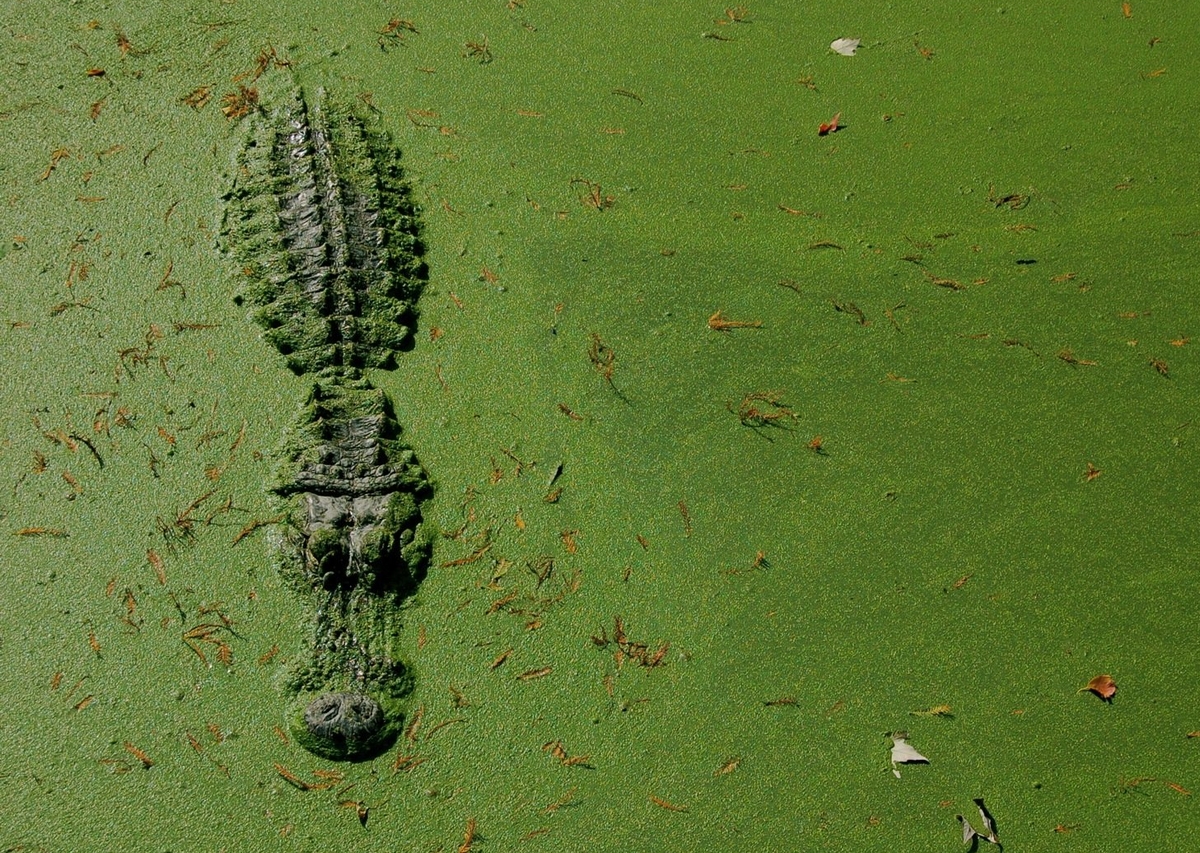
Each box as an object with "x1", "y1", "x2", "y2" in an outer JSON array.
[
  {"x1": 830, "y1": 37, "x2": 861, "y2": 56},
  {"x1": 957, "y1": 814, "x2": 977, "y2": 844},
  {"x1": 958, "y1": 799, "x2": 1000, "y2": 846},
  {"x1": 973, "y1": 798, "x2": 999, "y2": 844},
  {"x1": 890, "y1": 735, "x2": 929, "y2": 777}
]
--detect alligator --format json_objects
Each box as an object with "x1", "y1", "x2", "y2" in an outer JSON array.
[{"x1": 221, "y1": 87, "x2": 430, "y2": 760}]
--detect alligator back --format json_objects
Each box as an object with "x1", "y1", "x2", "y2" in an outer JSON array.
[{"x1": 222, "y1": 89, "x2": 424, "y2": 373}]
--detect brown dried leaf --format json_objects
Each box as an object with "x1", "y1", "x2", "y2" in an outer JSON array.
[{"x1": 1082, "y1": 673, "x2": 1117, "y2": 701}]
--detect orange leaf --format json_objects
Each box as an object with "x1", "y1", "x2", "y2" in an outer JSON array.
[
  {"x1": 818, "y1": 112, "x2": 841, "y2": 136},
  {"x1": 1082, "y1": 674, "x2": 1117, "y2": 701}
]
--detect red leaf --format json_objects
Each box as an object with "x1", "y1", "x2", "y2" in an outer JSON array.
[
  {"x1": 1083, "y1": 674, "x2": 1117, "y2": 701},
  {"x1": 818, "y1": 112, "x2": 841, "y2": 136}
]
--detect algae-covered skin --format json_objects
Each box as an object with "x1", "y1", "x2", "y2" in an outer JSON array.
[
  {"x1": 274, "y1": 374, "x2": 430, "y2": 597},
  {"x1": 220, "y1": 86, "x2": 429, "y2": 760},
  {"x1": 273, "y1": 372, "x2": 429, "y2": 760},
  {"x1": 222, "y1": 87, "x2": 424, "y2": 374}
]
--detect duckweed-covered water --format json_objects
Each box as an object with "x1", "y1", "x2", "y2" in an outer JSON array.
[{"x1": 1, "y1": 2, "x2": 1198, "y2": 850}]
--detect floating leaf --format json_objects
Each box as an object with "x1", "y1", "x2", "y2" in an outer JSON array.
[
  {"x1": 818, "y1": 112, "x2": 841, "y2": 136},
  {"x1": 890, "y1": 734, "x2": 929, "y2": 777},
  {"x1": 1081, "y1": 673, "x2": 1117, "y2": 701},
  {"x1": 957, "y1": 814, "x2": 976, "y2": 844},
  {"x1": 957, "y1": 798, "x2": 1000, "y2": 845},
  {"x1": 973, "y1": 798, "x2": 999, "y2": 844},
  {"x1": 830, "y1": 37, "x2": 861, "y2": 56}
]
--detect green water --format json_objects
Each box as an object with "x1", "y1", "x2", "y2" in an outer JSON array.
[{"x1": 1, "y1": 1, "x2": 1197, "y2": 850}]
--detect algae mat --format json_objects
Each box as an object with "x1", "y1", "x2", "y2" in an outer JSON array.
[{"x1": 2, "y1": 1, "x2": 1199, "y2": 850}]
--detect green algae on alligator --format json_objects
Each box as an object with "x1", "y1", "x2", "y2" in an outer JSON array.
[
  {"x1": 223, "y1": 87, "x2": 425, "y2": 373},
  {"x1": 273, "y1": 373, "x2": 430, "y2": 760},
  {"x1": 220, "y1": 85, "x2": 430, "y2": 760}
]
